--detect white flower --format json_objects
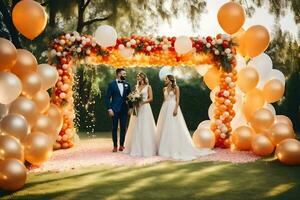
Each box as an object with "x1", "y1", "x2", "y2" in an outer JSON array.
[
  {"x1": 162, "y1": 44, "x2": 168, "y2": 50},
  {"x1": 216, "y1": 39, "x2": 223, "y2": 44},
  {"x1": 76, "y1": 48, "x2": 81, "y2": 53},
  {"x1": 62, "y1": 64, "x2": 68, "y2": 70},
  {"x1": 50, "y1": 49, "x2": 56, "y2": 56},
  {"x1": 215, "y1": 120, "x2": 222, "y2": 125},
  {"x1": 229, "y1": 82, "x2": 235, "y2": 88},
  {"x1": 85, "y1": 38, "x2": 91, "y2": 43},
  {"x1": 76, "y1": 36, "x2": 81, "y2": 41},
  {"x1": 224, "y1": 99, "x2": 231, "y2": 105},
  {"x1": 223, "y1": 112, "x2": 229, "y2": 117},
  {"x1": 126, "y1": 42, "x2": 131, "y2": 47},
  {"x1": 63, "y1": 51, "x2": 67, "y2": 56},
  {"x1": 225, "y1": 48, "x2": 231, "y2": 54},
  {"x1": 60, "y1": 40, "x2": 65, "y2": 45},
  {"x1": 82, "y1": 40, "x2": 87, "y2": 45},
  {"x1": 227, "y1": 54, "x2": 233, "y2": 59},
  {"x1": 118, "y1": 44, "x2": 125, "y2": 50},
  {"x1": 65, "y1": 34, "x2": 71, "y2": 39},
  {"x1": 146, "y1": 46, "x2": 152, "y2": 51},
  {"x1": 214, "y1": 50, "x2": 220, "y2": 55},
  {"x1": 92, "y1": 42, "x2": 96, "y2": 47},
  {"x1": 70, "y1": 36, "x2": 76, "y2": 42},
  {"x1": 130, "y1": 39, "x2": 136, "y2": 45},
  {"x1": 56, "y1": 52, "x2": 62, "y2": 57},
  {"x1": 86, "y1": 49, "x2": 91, "y2": 55},
  {"x1": 220, "y1": 133, "x2": 226, "y2": 138},
  {"x1": 211, "y1": 40, "x2": 216, "y2": 45},
  {"x1": 206, "y1": 43, "x2": 211, "y2": 48}
]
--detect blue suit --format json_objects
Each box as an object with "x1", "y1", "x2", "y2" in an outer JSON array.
[{"x1": 105, "y1": 80, "x2": 131, "y2": 147}]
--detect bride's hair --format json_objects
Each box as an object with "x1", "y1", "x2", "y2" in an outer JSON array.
[
  {"x1": 137, "y1": 72, "x2": 149, "y2": 85},
  {"x1": 167, "y1": 74, "x2": 176, "y2": 89}
]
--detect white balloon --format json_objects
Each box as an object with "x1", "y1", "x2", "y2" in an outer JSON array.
[
  {"x1": 208, "y1": 103, "x2": 215, "y2": 120},
  {"x1": 94, "y1": 25, "x2": 118, "y2": 48},
  {"x1": 264, "y1": 104, "x2": 276, "y2": 116},
  {"x1": 159, "y1": 67, "x2": 172, "y2": 81},
  {"x1": 120, "y1": 47, "x2": 134, "y2": 58},
  {"x1": 0, "y1": 72, "x2": 22, "y2": 104},
  {"x1": 195, "y1": 64, "x2": 209, "y2": 76},
  {"x1": 0, "y1": 103, "x2": 9, "y2": 120},
  {"x1": 210, "y1": 86, "x2": 220, "y2": 102},
  {"x1": 231, "y1": 111, "x2": 247, "y2": 130},
  {"x1": 37, "y1": 64, "x2": 59, "y2": 90},
  {"x1": 174, "y1": 36, "x2": 193, "y2": 54},
  {"x1": 197, "y1": 120, "x2": 211, "y2": 130},
  {"x1": 247, "y1": 53, "x2": 272, "y2": 80},
  {"x1": 236, "y1": 54, "x2": 246, "y2": 72},
  {"x1": 266, "y1": 69, "x2": 285, "y2": 85}
]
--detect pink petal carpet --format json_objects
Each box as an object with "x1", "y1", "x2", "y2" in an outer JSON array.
[{"x1": 30, "y1": 137, "x2": 260, "y2": 173}]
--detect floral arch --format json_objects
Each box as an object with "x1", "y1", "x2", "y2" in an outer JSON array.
[{"x1": 48, "y1": 32, "x2": 237, "y2": 150}]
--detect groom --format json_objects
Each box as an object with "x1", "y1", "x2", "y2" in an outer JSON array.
[{"x1": 105, "y1": 68, "x2": 132, "y2": 152}]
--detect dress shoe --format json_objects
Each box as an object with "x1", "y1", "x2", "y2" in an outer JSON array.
[
  {"x1": 112, "y1": 147, "x2": 118, "y2": 152},
  {"x1": 119, "y1": 146, "x2": 125, "y2": 151}
]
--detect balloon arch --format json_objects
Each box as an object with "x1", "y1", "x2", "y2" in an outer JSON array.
[{"x1": 48, "y1": 32, "x2": 238, "y2": 149}]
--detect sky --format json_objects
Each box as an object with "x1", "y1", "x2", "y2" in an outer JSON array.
[{"x1": 157, "y1": 0, "x2": 299, "y2": 41}]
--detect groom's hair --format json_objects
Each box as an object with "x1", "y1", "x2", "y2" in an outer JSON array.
[{"x1": 116, "y1": 68, "x2": 125, "y2": 75}]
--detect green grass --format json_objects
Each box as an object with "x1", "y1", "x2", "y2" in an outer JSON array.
[{"x1": 1, "y1": 135, "x2": 300, "y2": 200}]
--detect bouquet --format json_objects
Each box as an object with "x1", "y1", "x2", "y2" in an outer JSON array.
[{"x1": 127, "y1": 89, "x2": 143, "y2": 116}]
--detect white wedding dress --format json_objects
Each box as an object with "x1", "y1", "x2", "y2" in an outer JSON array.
[
  {"x1": 157, "y1": 89, "x2": 215, "y2": 161},
  {"x1": 124, "y1": 85, "x2": 157, "y2": 157}
]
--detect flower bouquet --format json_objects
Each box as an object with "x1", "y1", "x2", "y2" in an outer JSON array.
[{"x1": 127, "y1": 89, "x2": 143, "y2": 116}]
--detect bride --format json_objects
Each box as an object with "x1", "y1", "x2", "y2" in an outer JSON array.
[
  {"x1": 157, "y1": 75, "x2": 214, "y2": 161},
  {"x1": 124, "y1": 72, "x2": 157, "y2": 157}
]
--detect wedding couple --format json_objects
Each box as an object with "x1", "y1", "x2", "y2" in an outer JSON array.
[{"x1": 105, "y1": 68, "x2": 214, "y2": 161}]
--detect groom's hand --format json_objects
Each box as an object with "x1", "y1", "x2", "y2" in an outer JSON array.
[
  {"x1": 108, "y1": 109, "x2": 114, "y2": 117},
  {"x1": 128, "y1": 108, "x2": 133, "y2": 116}
]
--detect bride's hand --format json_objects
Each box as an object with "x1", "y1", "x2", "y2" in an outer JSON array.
[{"x1": 173, "y1": 109, "x2": 178, "y2": 116}]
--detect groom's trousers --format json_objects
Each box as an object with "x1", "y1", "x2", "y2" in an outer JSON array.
[{"x1": 112, "y1": 111, "x2": 128, "y2": 147}]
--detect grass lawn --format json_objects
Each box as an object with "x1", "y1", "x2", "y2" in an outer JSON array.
[{"x1": 1, "y1": 133, "x2": 300, "y2": 200}]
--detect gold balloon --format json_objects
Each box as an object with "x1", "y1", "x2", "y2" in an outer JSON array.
[
  {"x1": 21, "y1": 72, "x2": 42, "y2": 97},
  {"x1": 0, "y1": 134, "x2": 24, "y2": 161},
  {"x1": 0, "y1": 72, "x2": 22, "y2": 104},
  {"x1": 243, "y1": 88, "x2": 265, "y2": 120},
  {"x1": 0, "y1": 38, "x2": 17, "y2": 71},
  {"x1": 0, "y1": 114, "x2": 28, "y2": 141},
  {"x1": 32, "y1": 90, "x2": 50, "y2": 113},
  {"x1": 37, "y1": 64, "x2": 59, "y2": 90},
  {"x1": 251, "y1": 134, "x2": 274, "y2": 156},
  {"x1": 275, "y1": 115, "x2": 293, "y2": 127},
  {"x1": 24, "y1": 132, "x2": 53, "y2": 165},
  {"x1": 0, "y1": 103, "x2": 8, "y2": 120},
  {"x1": 47, "y1": 104, "x2": 63, "y2": 133},
  {"x1": 9, "y1": 97, "x2": 38, "y2": 126},
  {"x1": 250, "y1": 108, "x2": 275, "y2": 133},
  {"x1": 32, "y1": 115, "x2": 56, "y2": 138},
  {"x1": 0, "y1": 158, "x2": 27, "y2": 191},
  {"x1": 217, "y1": 2, "x2": 245, "y2": 34},
  {"x1": 233, "y1": 28, "x2": 248, "y2": 57},
  {"x1": 237, "y1": 67, "x2": 259, "y2": 93},
  {"x1": 245, "y1": 25, "x2": 270, "y2": 58},
  {"x1": 203, "y1": 67, "x2": 221, "y2": 90},
  {"x1": 275, "y1": 139, "x2": 300, "y2": 165},
  {"x1": 232, "y1": 126, "x2": 255, "y2": 150},
  {"x1": 263, "y1": 79, "x2": 284, "y2": 103},
  {"x1": 268, "y1": 123, "x2": 295, "y2": 145},
  {"x1": 192, "y1": 128, "x2": 215, "y2": 149},
  {"x1": 12, "y1": 0, "x2": 47, "y2": 40},
  {"x1": 11, "y1": 49, "x2": 37, "y2": 78}
]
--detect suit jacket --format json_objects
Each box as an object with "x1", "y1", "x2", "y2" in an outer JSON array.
[{"x1": 105, "y1": 80, "x2": 131, "y2": 113}]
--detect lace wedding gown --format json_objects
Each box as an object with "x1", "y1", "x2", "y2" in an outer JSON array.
[
  {"x1": 124, "y1": 85, "x2": 157, "y2": 157},
  {"x1": 157, "y1": 89, "x2": 215, "y2": 161}
]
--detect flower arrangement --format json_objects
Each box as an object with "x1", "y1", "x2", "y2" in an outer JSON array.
[{"x1": 127, "y1": 89, "x2": 143, "y2": 116}]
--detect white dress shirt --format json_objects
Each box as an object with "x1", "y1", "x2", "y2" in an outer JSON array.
[{"x1": 116, "y1": 79, "x2": 124, "y2": 96}]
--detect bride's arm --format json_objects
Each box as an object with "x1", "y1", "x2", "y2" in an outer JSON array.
[
  {"x1": 142, "y1": 85, "x2": 153, "y2": 104},
  {"x1": 173, "y1": 86, "x2": 180, "y2": 116}
]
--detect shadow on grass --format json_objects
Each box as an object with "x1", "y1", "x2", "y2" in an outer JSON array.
[{"x1": 1, "y1": 159, "x2": 300, "y2": 200}]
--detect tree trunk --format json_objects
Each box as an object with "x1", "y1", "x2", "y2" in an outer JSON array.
[
  {"x1": 76, "y1": 0, "x2": 85, "y2": 33},
  {"x1": 49, "y1": 0, "x2": 56, "y2": 28},
  {"x1": 0, "y1": 0, "x2": 22, "y2": 48}
]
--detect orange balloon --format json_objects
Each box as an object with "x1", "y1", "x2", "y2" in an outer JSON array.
[
  {"x1": 21, "y1": 72, "x2": 42, "y2": 97},
  {"x1": 250, "y1": 108, "x2": 275, "y2": 133},
  {"x1": 203, "y1": 67, "x2": 221, "y2": 90},
  {"x1": 217, "y1": 2, "x2": 246, "y2": 34},
  {"x1": 0, "y1": 134, "x2": 24, "y2": 161},
  {"x1": 237, "y1": 67, "x2": 259, "y2": 93},
  {"x1": 232, "y1": 28, "x2": 248, "y2": 56},
  {"x1": 263, "y1": 79, "x2": 285, "y2": 103},
  {"x1": 275, "y1": 115, "x2": 293, "y2": 127},
  {"x1": 192, "y1": 128, "x2": 215, "y2": 149},
  {"x1": 245, "y1": 25, "x2": 270, "y2": 58},
  {"x1": 11, "y1": 49, "x2": 38, "y2": 78},
  {"x1": 32, "y1": 90, "x2": 50, "y2": 113},
  {"x1": 0, "y1": 38, "x2": 17, "y2": 71},
  {"x1": 251, "y1": 134, "x2": 274, "y2": 156},
  {"x1": 12, "y1": 0, "x2": 47, "y2": 40},
  {"x1": 275, "y1": 139, "x2": 300, "y2": 165},
  {"x1": 268, "y1": 123, "x2": 295, "y2": 145},
  {"x1": 232, "y1": 126, "x2": 255, "y2": 150},
  {"x1": 243, "y1": 88, "x2": 265, "y2": 120}
]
